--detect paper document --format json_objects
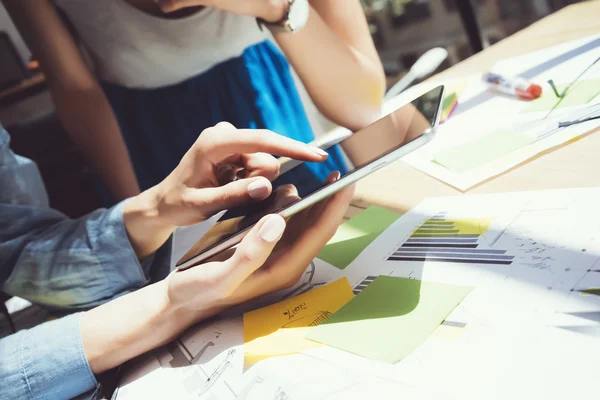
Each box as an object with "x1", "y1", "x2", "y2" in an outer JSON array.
[
  {"x1": 306, "y1": 276, "x2": 472, "y2": 363},
  {"x1": 317, "y1": 206, "x2": 401, "y2": 269},
  {"x1": 433, "y1": 129, "x2": 532, "y2": 173},
  {"x1": 243, "y1": 278, "x2": 354, "y2": 366},
  {"x1": 399, "y1": 33, "x2": 600, "y2": 190},
  {"x1": 114, "y1": 208, "x2": 405, "y2": 399},
  {"x1": 522, "y1": 78, "x2": 600, "y2": 112},
  {"x1": 116, "y1": 191, "x2": 600, "y2": 399},
  {"x1": 347, "y1": 187, "x2": 600, "y2": 327}
]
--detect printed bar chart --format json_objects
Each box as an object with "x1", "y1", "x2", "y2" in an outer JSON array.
[
  {"x1": 352, "y1": 276, "x2": 378, "y2": 295},
  {"x1": 388, "y1": 213, "x2": 514, "y2": 265}
]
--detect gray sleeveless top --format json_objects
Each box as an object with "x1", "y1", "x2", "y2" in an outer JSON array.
[{"x1": 53, "y1": 0, "x2": 268, "y2": 88}]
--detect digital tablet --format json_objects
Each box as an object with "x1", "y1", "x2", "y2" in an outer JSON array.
[{"x1": 177, "y1": 85, "x2": 445, "y2": 270}]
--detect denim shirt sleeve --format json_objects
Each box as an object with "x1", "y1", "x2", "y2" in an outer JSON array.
[
  {"x1": 0, "y1": 127, "x2": 172, "y2": 310},
  {"x1": 0, "y1": 313, "x2": 98, "y2": 400},
  {"x1": 0, "y1": 127, "x2": 173, "y2": 398}
]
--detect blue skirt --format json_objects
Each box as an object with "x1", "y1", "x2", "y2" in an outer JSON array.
[{"x1": 101, "y1": 40, "x2": 346, "y2": 205}]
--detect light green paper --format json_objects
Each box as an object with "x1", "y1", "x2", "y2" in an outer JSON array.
[
  {"x1": 523, "y1": 79, "x2": 600, "y2": 113},
  {"x1": 433, "y1": 129, "x2": 533, "y2": 173},
  {"x1": 306, "y1": 276, "x2": 472, "y2": 363},
  {"x1": 317, "y1": 206, "x2": 401, "y2": 270}
]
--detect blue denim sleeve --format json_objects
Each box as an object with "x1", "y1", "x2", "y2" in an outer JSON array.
[
  {"x1": 0, "y1": 313, "x2": 98, "y2": 400},
  {"x1": 0, "y1": 127, "x2": 172, "y2": 310},
  {"x1": 1, "y1": 201, "x2": 165, "y2": 310}
]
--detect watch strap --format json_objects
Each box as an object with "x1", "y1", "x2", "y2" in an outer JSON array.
[{"x1": 257, "y1": 0, "x2": 298, "y2": 33}]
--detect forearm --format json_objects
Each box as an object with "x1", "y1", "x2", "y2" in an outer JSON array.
[
  {"x1": 51, "y1": 85, "x2": 141, "y2": 201},
  {"x1": 273, "y1": 6, "x2": 385, "y2": 130},
  {"x1": 0, "y1": 284, "x2": 200, "y2": 399},
  {"x1": 81, "y1": 280, "x2": 204, "y2": 373}
]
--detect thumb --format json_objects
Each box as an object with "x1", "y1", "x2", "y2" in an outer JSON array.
[
  {"x1": 215, "y1": 214, "x2": 286, "y2": 294},
  {"x1": 185, "y1": 177, "x2": 273, "y2": 216}
]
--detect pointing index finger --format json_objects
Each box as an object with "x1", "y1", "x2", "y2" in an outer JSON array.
[{"x1": 203, "y1": 128, "x2": 329, "y2": 162}]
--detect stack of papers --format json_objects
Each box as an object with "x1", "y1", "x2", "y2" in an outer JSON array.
[
  {"x1": 395, "y1": 33, "x2": 600, "y2": 190},
  {"x1": 116, "y1": 188, "x2": 600, "y2": 399}
]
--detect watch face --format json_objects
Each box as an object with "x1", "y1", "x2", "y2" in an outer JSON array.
[{"x1": 288, "y1": 0, "x2": 310, "y2": 31}]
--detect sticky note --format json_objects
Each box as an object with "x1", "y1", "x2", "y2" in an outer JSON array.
[
  {"x1": 433, "y1": 129, "x2": 533, "y2": 172},
  {"x1": 318, "y1": 206, "x2": 401, "y2": 270},
  {"x1": 243, "y1": 278, "x2": 354, "y2": 366},
  {"x1": 440, "y1": 80, "x2": 467, "y2": 123},
  {"x1": 522, "y1": 78, "x2": 600, "y2": 113},
  {"x1": 306, "y1": 276, "x2": 472, "y2": 363},
  {"x1": 440, "y1": 92, "x2": 459, "y2": 122}
]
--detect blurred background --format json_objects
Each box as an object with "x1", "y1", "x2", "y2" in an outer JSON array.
[
  {"x1": 0, "y1": 0, "x2": 590, "y2": 218},
  {"x1": 359, "y1": 0, "x2": 587, "y2": 87}
]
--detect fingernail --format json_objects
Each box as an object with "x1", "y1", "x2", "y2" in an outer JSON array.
[
  {"x1": 259, "y1": 215, "x2": 286, "y2": 242},
  {"x1": 333, "y1": 171, "x2": 341, "y2": 181},
  {"x1": 248, "y1": 180, "x2": 270, "y2": 199},
  {"x1": 311, "y1": 147, "x2": 329, "y2": 157}
]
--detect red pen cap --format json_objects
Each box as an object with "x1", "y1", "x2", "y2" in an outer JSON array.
[{"x1": 516, "y1": 83, "x2": 543, "y2": 100}]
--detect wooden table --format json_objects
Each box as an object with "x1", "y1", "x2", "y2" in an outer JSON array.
[{"x1": 347, "y1": 1, "x2": 600, "y2": 219}]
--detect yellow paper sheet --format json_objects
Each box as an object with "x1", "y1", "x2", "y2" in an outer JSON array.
[{"x1": 243, "y1": 278, "x2": 354, "y2": 366}]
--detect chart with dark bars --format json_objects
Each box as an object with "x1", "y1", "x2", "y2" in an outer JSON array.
[
  {"x1": 353, "y1": 276, "x2": 378, "y2": 295},
  {"x1": 388, "y1": 212, "x2": 515, "y2": 265}
]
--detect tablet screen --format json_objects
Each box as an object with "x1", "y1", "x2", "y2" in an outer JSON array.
[{"x1": 178, "y1": 86, "x2": 443, "y2": 266}]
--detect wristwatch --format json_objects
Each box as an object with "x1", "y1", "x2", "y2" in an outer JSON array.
[{"x1": 257, "y1": 0, "x2": 310, "y2": 33}]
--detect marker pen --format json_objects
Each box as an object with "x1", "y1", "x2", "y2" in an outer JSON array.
[{"x1": 483, "y1": 72, "x2": 543, "y2": 100}]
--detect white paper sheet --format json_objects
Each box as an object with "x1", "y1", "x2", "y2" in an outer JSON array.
[
  {"x1": 399, "y1": 33, "x2": 600, "y2": 191},
  {"x1": 116, "y1": 188, "x2": 600, "y2": 399},
  {"x1": 306, "y1": 187, "x2": 600, "y2": 399}
]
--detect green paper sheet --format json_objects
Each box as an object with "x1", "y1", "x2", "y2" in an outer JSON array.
[
  {"x1": 433, "y1": 129, "x2": 533, "y2": 173},
  {"x1": 306, "y1": 276, "x2": 472, "y2": 363},
  {"x1": 442, "y1": 91, "x2": 458, "y2": 112},
  {"x1": 523, "y1": 78, "x2": 600, "y2": 113},
  {"x1": 318, "y1": 206, "x2": 401, "y2": 270}
]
